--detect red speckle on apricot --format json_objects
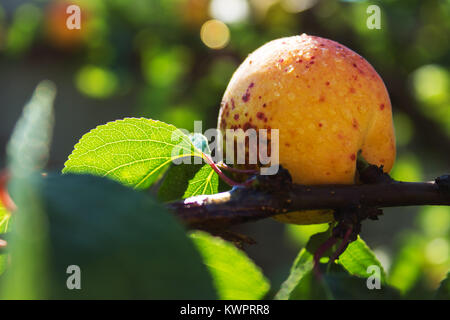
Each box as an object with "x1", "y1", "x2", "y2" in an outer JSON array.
[
  {"x1": 242, "y1": 82, "x2": 254, "y2": 102},
  {"x1": 243, "y1": 122, "x2": 253, "y2": 131},
  {"x1": 256, "y1": 112, "x2": 265, "y2": 120}
]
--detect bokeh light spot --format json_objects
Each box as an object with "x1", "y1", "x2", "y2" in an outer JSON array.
[
  {"x1": 210, "y1": 0, "x2": 249, "y2": 24},
  {"x1": 281, "y1": 0, "x2": 318, "y2": 13},
  {"x1": 390, "y1": 154, "x2": 423, "y2": 182},
  {"x1": 75, "y1": 65, "x2": 119, "y2": 99},
  {"x1": 142, "y1": 47, "x2": 189, "y2": 87},
  {"x1": 425, "y1": 238, "x2": 449, "y2": 265},
  {"x1": 419, "y1": 206, "x2": 450, "y2": 238},
  {"x1": 200, "y1": 19, "x2": 230, "y2": 49},
  {"x1": 411, "y1": 64, "x2": 450, "y2": 135},
  {"x1": 412, "y1": 64, "x2": 449, "y2": 104},
  {"x1": 6, "y1": 4, "x2": 42, "y2": 55}
]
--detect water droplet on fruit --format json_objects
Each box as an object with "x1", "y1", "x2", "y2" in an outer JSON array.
[{"x1": 285, "y1": 65, "x2": 295, "y2": 73}]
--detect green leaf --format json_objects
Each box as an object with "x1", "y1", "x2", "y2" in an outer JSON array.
[
  {"x1": 435, "y1": 272, "x2": 450, "y2": 299},
  {"x1": 277, "y1": 247, "x2": 400, "y2": 300},
  {"x1": 3, "y1": 174, "x2": 217, "y2": 299},
  {"x1": 337, "y1": 236, "x2": 387, "y2": 283},
  {"x1": 158, "y1": 163, "x2": 204, "y2": 202},
  {"x1": 63, "y1": 118, "x2": 204, "y2": 190},
  {"x1": 183, "y1": 164, "x2": 218, "y2": 198},
  {"x1": 322, "y1": 266, "x2": 401, "y2": 300},
  {"x1": 158, "y1": 163, "x2": 218, "y2": 202},
  {"x1": 276, "y1": 228, "x2": 332, "y2": 300},
  {"x1": 190, "y1": 231, "x2": 269, "y2": 300},
  {"x1": 275, "y1": 248, "x2": 315, "y2": 300},
  {"x1": 157, "y1": 130, "x2": 218, "y2": 201},
  {"x1": 277, "y1": 228, "x2": 395, "y2": 300}
]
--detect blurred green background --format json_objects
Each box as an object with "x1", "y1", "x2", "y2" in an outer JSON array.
[{"x1": 0, "y1": 0, "x2": 449, "y2": 298}]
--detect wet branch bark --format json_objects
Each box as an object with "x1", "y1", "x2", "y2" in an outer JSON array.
[{"x1": 167, "y1": 171, "x2": 450, "y2": 231}]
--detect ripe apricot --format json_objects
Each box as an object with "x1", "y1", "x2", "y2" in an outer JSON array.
[{"x1": 217, "y1": 34, "x2": 396, "y2": 224}]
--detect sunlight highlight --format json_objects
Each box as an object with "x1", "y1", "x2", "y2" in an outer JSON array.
[{"x1": 200, "y1": 19, "x2": 230, "y2": 49}]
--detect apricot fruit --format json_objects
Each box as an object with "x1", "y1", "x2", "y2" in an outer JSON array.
[{"x1": 217, "y1": 34, "x2": 396, "y2": 225}]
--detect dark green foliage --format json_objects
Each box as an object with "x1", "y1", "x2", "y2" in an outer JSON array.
[{"x1": 5, "y1": 173, "x2": 218, "y2": 299}]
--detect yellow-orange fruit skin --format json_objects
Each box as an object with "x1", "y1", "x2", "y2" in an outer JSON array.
[{"x1": 217, "y1": 34, "x2": 396, "y2": 225}]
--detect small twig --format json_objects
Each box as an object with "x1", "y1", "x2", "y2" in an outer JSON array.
[
  {"x1": 313, "y1": 236, "x2": 338, "y2": 279},
  {"x1": 203, "y1": 154, "x2": 253, "y2": 187},
  {"x1": 217, "y1": 163, "x2": 259, "y2": 174},
  {"x1": 329, "y1": 226, "x2": 353, "y2": 264}
]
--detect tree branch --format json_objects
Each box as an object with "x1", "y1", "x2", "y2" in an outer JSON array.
[{"x1": 167, "y1": 169, "x2": 450, "y2": 231}]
